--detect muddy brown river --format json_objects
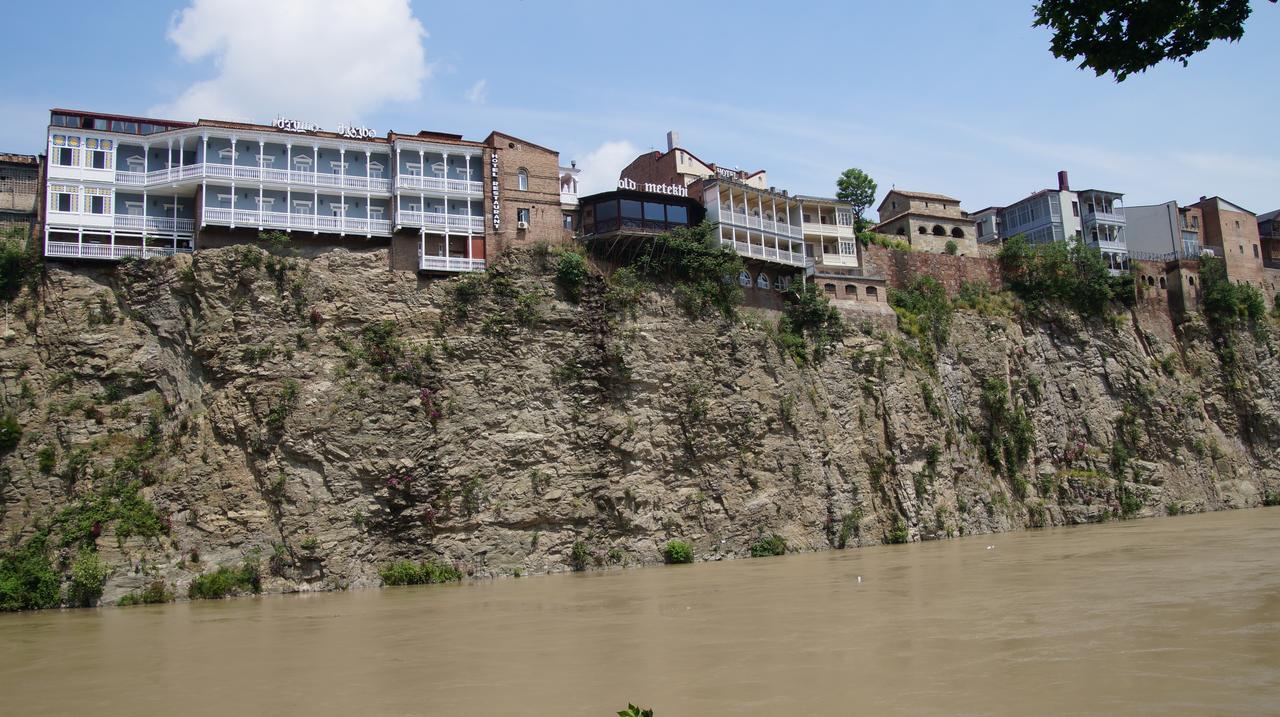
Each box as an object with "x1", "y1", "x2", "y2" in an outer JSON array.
[{"x1": 2, "y1": 508, "x2": 1278, "y2": 716}]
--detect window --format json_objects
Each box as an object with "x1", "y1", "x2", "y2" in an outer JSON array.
[
  {"x1": 110, "y1": 120, "x2": 138, "y2": 133},
  {"x1": 866, "y1": 286, "x2": 878, "y2": 298},
  {"x1": 1254, "y1": 244, "x2": 1260, "y2": 258},
  {"x1": 292, "y1": 200, "x2": 312, "y2": 212},
  {"x1": 845, "y1": 285, "x2": 856, "y2": 296},
  {"x1": 331, "y1": 203, "x2": 348, "y2": 217},
  {"x1": 55, "y1": 147, "x2": 75, "y2": 166},
  {"x1": 1071, "y1": 201, "x2": 1079, "y2": 217},
  {"x1": 89, "y1": 150, "x2": 107, "y2": 169},
  {"x1": 369, "y1": 207, "x2": 384, "y2": 219},
  {"x1": 595, "y1": 200, "x2": 618, "y2": 221},
  {"x1": 56, "y1": 192, "x2": 74, "y2": 212},
  {"x1": 620, "y1": 200, "x2": 642, "y2": 219},
  {"x1": 932, "y1": 225, "x2": 945, "y2": 236},
  {"x1": 756, "y1": 273, "x2": 770, "y2": 290},
  {"x1": 517, "y1": 168, "x2": 529, "y2": 191},
  {"x1": 823, "y1": 283, "x2": 836, "y2": 294},
  {"x1": 1191, "y1": 216, "x2": 1199, "y2": 229},
  {"x1": 123, "y1": 201, "x2": 143, "y2": 216},
  {"x1": 1159, "y1": 277, "x2": 1167, "y2": 290},
  {"x1": 643, "y1": 202, "x2": 666, "y2": 221},
  {"x1": 255, "y1": 197, "x2": 274, "y2": 209},
  {"x1": 977, "y1": 224, "x2": 985, "y2": 238},
  {"x1": 667, "y1": 205, "x2": 688, "y2": 224},
  {"x1": 738, "y1": 270, "x2": 751, "y2": 287},
  {"x1": 368, "y1": 162, "x2": 384, "y2": 179},
  {"x1": 517, "y1": 208, "x2": 530, "y2": 224},
  {"x1": 917, "y1": 226, "x2": 927, "y2": 234},
  {"x1": 950, "y1": 227, "x2": 964, "y2": 238},
  {"x1": 89, "y1": 196, "x2": 106, "y2": 214},
  {"x1": 563, "y1": 214, "x2": 574, "y2": 230},
  {"x1": 330, "y1": 161, "x2": 347, "y2": 174}
]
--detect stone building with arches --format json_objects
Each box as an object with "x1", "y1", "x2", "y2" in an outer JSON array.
[{"x1": 871, "y1": 189, "x2": 978, "y2": 255}]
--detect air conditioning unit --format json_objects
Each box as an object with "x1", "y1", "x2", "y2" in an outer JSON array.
[{"x1": 517, "y1": 220, "x2": 529, "y2": 230}]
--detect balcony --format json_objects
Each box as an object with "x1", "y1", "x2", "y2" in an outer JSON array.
[
  {"x1": 802, "y1": 221, "x2": 855, "y2": 238},
  {"x1": 45, "y1": 240, "x2": 192, "y2": 261},
  {"x1": 396, "y1": 175, "x2": 483, "y2": 195},
  {"x1": 114, "y1": 214, "x2": 195, "y2": 234},
  {"x1": 114, "y1": 163, "x2": 393, "y2": 193},
  {"x1": 1083, "y1": 209, "x2": 1125, "y2": 225},
  {"x1": 202, "y1": 207, "x2": 392, "y2": 236},
  {"x1": 819, "y1": 252, "x2": 859, "y2": 267},
  {"x1": 398, "y1": 210, "x2": 484, "y2": 233},
  {"x1": 716, "y1": 210, "x2": 804, "y2": 239},
  {"x1": 418, "y1": 255, "x2": 486, "y2": 273},
  {"x1": 719, "y1": 238, "x2": 807, "y2": 267}
]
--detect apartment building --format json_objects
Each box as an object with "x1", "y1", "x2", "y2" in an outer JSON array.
[
  {"x1": 1188, "y1": 196, "x2": 1278, "y2": 299},
  {"x1": 997, "y1": 170, "x2": 1129, "y2": 272},
  {"x1": 1124, "y1": 200, "x2": 1212, "y2": 260},
  {"x1": 41, "y1": 108, "x2": 574, "y2": 273}
]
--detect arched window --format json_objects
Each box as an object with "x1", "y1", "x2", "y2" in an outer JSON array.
[
  {"x1": 756, "y1": 273, "x2": 770, "y2": 289},
  {"x1": 738, "y1": 270, "x2": 751, "y2": 287},
  {"x1": 917, "y1": 226, "x2": 927, "y2": 235},
  {"x1": 844, "y1": 285, "x2": 857, "y2": 296},
  {"x1": 950, "y1": 227, "x2": 964, "y2": 238},
  {"x1": 823, "y1": 283, "x2": 836, "y2": 294},
  {"x1": 932, "y1": 225, "x2": 946, "y2": 236},
  {"x1": 866, "y1": 286, "x2": 878, "y2": 298},
  {"x1": 772, "y1": 275, "x2": 784, "y2": 291},
  {"x1": 1147, "y1": 275, "x2": 1155, "y2": 287},
  {"x1": 1159, "y1": 276, "x2": 1167, "y2": 290},
  {"x1": 1188, "y1": 276, "x2": 1196, "y2": 286},
  {"x1": 517, "y1": 168, "x2": 529, "y2": 191}
]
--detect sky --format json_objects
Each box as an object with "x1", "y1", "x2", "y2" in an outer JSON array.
[{"x1": 2, "y1": 0, "x2": 1277, "y2": 213}]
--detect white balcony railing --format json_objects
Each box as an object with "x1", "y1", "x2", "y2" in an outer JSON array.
[
  {"x1": 1083, "y1": 210, "x2": 1126, "y2": 224},
  {"x1": 114, "y1": 163, "x2": 393, "y2": 193},
  {"x1": 802, "y1": 221, "x2": 855, "y2": 238},
  {"x1": 719, "y1": 238, "x2": 807, "y2": 267},
  {"x1": 113, "y1": 214, "x2": 196, "y2": 234},
  {"x1": 418, "y1": 255, "x2": 486, "y2": 273},
  {"x1": 717, "y1": 210, "x2": 804, "y2": 239},
  {"x1": 395, "y1": 175, "x2": 483, "y2": 195},
  {"x1": 397, "y1": 210, "x2": 485, "y2": 233},
  {"x1": 202, "y1": 207, "x2": 392, "y2": 236},
  {"x1": 45, "y1": 241, "x2": 192, "y2": 261}
]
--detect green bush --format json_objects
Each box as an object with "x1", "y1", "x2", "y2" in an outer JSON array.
[
  {"x1": 996, "y1": 234, "x2": 1133, "y2": 316},
  {"x1": 53, "y1": 479, "x2": 167, "y2": 549},
  {"x1": 570, "y1": 540, "x2": 591, "y2": 571},
  {"x1": 117, "y1": 580, "x2": 174, "y2": 606},
  {"x1": 979, "y1": 378, "x2": 1034, "y2": 476},
  {"x1": 749, "y1": 534, "x2": 787, "y2": 557},
  {"x1": 779, "y1": 282, "x2": 845, "y2": 364},
  {"x1": 36, "y1": 445, "x2": 57, "y2": 474},
  {"x1": 555, "y1": 249, "x2": 589, "y2": 303},
  {"x1": 379, "y1": 559, "x2": 463, "y2": 586},
  {"x1": 887, "y1": 517, "x2": 910, "y2": 544},
  {"x1": 604, "y1": 266, "x2": 649, "y2": 318},
  {"x1": 836, "y1": 510, "x2": 862, "y2": 549},
  {"x1": 0, "y1": 229, "x2": 39, "y2": 298},
  {"x1": 1201, "y1": 255, "x2": 1267, "y2": 331},
  {"x1": 889, "y1": 276, "x2": 952, "y2": 350},
  {"x1": 662, "y1": 539, "x2": 693, "y2": 564},
  {"x1": 0, "y1": 536, "x2": 61, "y2": 611},
  {"x1": 617, "y1": 705, "x2": 654, "y2": 717},
  {"x1": 944, "y1": 240, "x2": 958, "y2": 255},
  {"x1": 188, "y1": 562, "x2": 261, "y2": 599},
  {"x1": 619, "y1": 222, "x2": 744, "y2": 318},
  {"x1": 67, "y1": 548, "x2": 110, "y2": 607},
  {"x1": 0, "y1": 412, "x2": 21, "y2": 455}
]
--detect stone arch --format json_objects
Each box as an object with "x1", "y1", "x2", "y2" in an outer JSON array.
[
  {"x1": 950, "y1": 227, "x2": 964, "y2": 238},
  {"x1": 917, "y1": 226, "x2": 928, "y2": 235},
  {"x1": 844, "y1": 284, "x2": 857, "y2": 296},
  {"x1": 866, "y1": 285, "x2": 879, "y2": 299},
  {"x1": 823, "y1": 283, "x2": 836, "y2": 294},
  {"x1": 1159, "y1": 276, "x2": 1167, "y2": 290},
  {"x1": 932, "y1": 225, "x2": 946, "y2": 236}
]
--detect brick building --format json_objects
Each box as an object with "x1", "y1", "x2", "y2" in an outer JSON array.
[
  {"x1": 1188, "y1": 196, "x2": 1280, "y2": 304},
  {"x1": 871, "y1": 189, "x2": 978, "y2": 255}
]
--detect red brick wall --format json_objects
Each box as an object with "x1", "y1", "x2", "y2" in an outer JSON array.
[{"x1": 486, "y1": 133, "x2": 567, "y2": 254}]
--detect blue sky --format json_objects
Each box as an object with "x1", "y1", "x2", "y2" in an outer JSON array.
[{"x1": 2, "y1": 0, "x2": 1277, "y2": 212}]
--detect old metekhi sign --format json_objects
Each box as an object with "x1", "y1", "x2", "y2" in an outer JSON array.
[
  {"x1": 490, "y1": 153, "x2": 501, "y2": 229},
  {"x1": 271, "y1": 116, "x2": 376, "y2": 139},
  {"x1": 617, "y1": 177, "x2": 688, "y2": 197}
]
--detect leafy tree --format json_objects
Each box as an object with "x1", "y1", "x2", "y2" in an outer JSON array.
[
  {"x1": 1033, "y1": 0, "x2": 1272, "y2": 81},
  {"x1": 1200, "y1": 255, "x2": 1266, "y2": 329},
  {"x1": 996, "y1": 234, "x2": 1133, "y2": 315},
  {"x1": 0, "y1": 226, "x2": 39, "y2": 298},
  {"x1": 835, "y1": 168, "x2": 877, "y2": 229}
]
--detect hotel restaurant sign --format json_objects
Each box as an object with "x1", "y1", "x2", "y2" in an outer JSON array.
[
  {"x1": 617, "y1": 177, "x2": 688, "y2": 197},
  {"x1": 271, "y1": 115, "x2": 377, "y2": 140}
]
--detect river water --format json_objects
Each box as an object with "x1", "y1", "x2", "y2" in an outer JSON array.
[{"x1": 2, "y1": 508, "x2": 1278, "y2": 716}]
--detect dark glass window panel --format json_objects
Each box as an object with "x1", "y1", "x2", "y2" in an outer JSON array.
[
  {"x1": 620, "y1": 199, "x2": 642, "y2": 218},
  {"x1": 643, "y1": 202, "x2": 665, "y2": 221},
  {"x1": 595, "y1": 200, "x2": 618, "y2": 220},
  {"x1": 667, "y1": 205, "x2": 688, "y2": 224}
]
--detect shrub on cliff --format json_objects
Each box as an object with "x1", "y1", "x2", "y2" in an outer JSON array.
[
  {"x1": 997, "y1": 234, "x2": 1133, "y2": 316},
  {"x1": 0, "y1": 228, "x2": 39, "y2": 298},
  {"x1": 1201, "y1": 255, "x2": 1266, "y2": 331},
  {"x1": 0, "y1": 536, "x2": 60, "y2": 611},
  {"x1": 555, "y1": 248, "x2": 589, "y2": 303},
  {"x1": 117, "y1": 580, "x2": 174, "y2": 606},
  {"x1": 67, "y1": 548, "x2": 110, "y2": 607},
  {"x1": 379, "y1": 559, "x2": 462, "y2": 586},
  {"x1": 662, "y1": 539, "x2": 693, "y2": 564},
  {"x1": 779, "y1": 282, "x2": 845, "y2": 365},
  {"x1": 889, "y1": 276, "x2": 952, "y2": 350},
  {"x1": 188, "y1": 562, "x2": 261, "y2": 599},
  {"x1": 749, "y1": 534, "x2": 787, "y2": 557},
  {"x1": 625, "y1": 222, "x2": 744, "y2": 319},
  {"x1": 0, "y1": 412, "x2": 20, "y2": 455}
]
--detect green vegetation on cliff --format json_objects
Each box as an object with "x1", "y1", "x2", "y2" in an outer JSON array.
[{"x1": 997, "y1": 234, "x2": 1134, "y2": 316}]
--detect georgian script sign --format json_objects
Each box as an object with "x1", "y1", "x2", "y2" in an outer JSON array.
[
  {"x1": 272, "y1": 116, "x2": 377, "y2": 139},
  {"x1": 617, "y1": 177, "x2": 689, "y2": 197},
  {"x1": 490, "y1": 153, "x2": 501, "y2": 230}
]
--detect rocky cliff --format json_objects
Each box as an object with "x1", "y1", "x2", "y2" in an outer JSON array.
[{"x1": 2, "y1": 245, "x2": 1277, "y2": 603}]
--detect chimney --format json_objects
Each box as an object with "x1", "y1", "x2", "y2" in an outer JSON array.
[
  {"x1": 1057, "y1": 170, "x2": 1070, "y2": 192},
  {"x1": 666, "y1": 131, "x2": 679, "y2": 152},
  {"x1": 571, "y1": 160, "x2": 576, "y2": 169}
]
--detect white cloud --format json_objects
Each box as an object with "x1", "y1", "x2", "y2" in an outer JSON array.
[
  {"x1": 151, "y1": 0, "x2": 428, "y2": 125},
  {"x1": 465, "y1": 79, "x2": 488, "y2": 104},
  {"x1": 576, "y1": 140, "x2": 640, "y2": 195}
]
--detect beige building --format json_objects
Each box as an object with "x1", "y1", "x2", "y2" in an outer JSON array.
[
  {"x1": 872, "y1": 189, "x2": 977, "y2": 255},
  {"x1": 1, "y1": 153, "x2": 41, "y2": 235}
]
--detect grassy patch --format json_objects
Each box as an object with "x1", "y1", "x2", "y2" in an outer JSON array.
[{"x1": 379, "y1": 559, "x2": 463, "y2": 586}]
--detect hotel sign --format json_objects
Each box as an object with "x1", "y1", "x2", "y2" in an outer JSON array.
[
  {"x1": 617, "y1": 177, "x2": 688, "y2": 197},
  {"x1": 490, "y1": 153, "x2": 501, "y2": 230},
  {"x1": 271, "y1": 115, "x2": 377, "y2": 140}
]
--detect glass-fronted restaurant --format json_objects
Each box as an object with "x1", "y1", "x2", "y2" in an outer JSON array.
[{"x1": 577, "y1": 189, "x2": 704, "y2": 238}]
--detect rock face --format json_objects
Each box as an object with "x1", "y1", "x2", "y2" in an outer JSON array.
[{"x1": 1, "y1": 245, "x2": 1277, "y2": 602}]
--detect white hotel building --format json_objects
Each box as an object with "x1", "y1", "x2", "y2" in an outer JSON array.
[{"x1": 41, "y1": 109, "x2": 578, "y2": 272}]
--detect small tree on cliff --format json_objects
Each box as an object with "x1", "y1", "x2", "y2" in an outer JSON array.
[{"x1": 835, "y1": 168, "x2": 877, "y2": 230}]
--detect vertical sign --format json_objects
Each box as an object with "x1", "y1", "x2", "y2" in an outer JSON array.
[{"x1": 490, "y1": 152, "x2": 501, "y2": 230}]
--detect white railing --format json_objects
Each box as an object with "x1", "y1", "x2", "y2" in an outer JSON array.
[
  {"x1": 1084, "y1": 210, "x2": 1126, "y2": 224},
  {"x1": 719, "y1": 238, "x2": 807, "y2": 267},
  {"x1": 202, "y1": 208, "x2": 392, "y2": 236},
  {"x1": 398, "y1": 210, "x2": 485, "y2": 232},
  {"x1": 718, "y1": 210, "x2": 804, "y2": 239},
  {"x1": 803, "y1": 221, "x2": 855, "y2": 237},
  {"x1": 419, "y1": 255, "x2": 486, "y2": 273},
  {"x1": 395, "y1": 175, "x2": 483, "y2": 195},
  {"x1": 45, "y1": 241, "x2": 192, "y2": 261},
  {"x1": 114, "y1": 215, "x2": 195, "y2": 234},
  {"x1": 115, "y1": 163, "x2": 393, "y2": 193}
]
